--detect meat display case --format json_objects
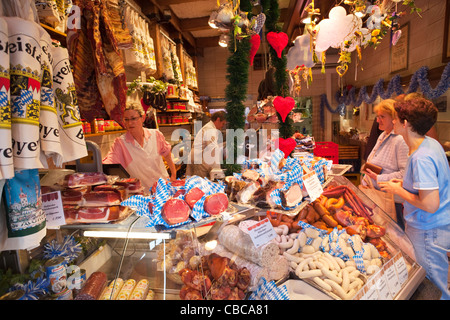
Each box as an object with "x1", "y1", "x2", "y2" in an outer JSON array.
[
  {"x1": 61, "y1": 203, "x2": 257, "y2": 300},
  {"x1": 58, "y1": 174, "x2": 425, "y2": 300}
]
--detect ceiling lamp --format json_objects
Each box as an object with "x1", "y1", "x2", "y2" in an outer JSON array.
[
  {"x1": 208, "y1": 10, "x2": 218, "y2": 28},
  {"x1": 218, "y1": 34, "x2": 229, "y2": 47}
]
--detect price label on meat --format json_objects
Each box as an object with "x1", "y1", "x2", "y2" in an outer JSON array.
[
  {"x1": 303, "y1": 170, "x2": 323, "y2": 202},
  {"x1": 42, "y1": 191, "x2": 66, "y2": 228},
  {"x1": 246, "y1": 218, "x2": 277, "y2": 248}
]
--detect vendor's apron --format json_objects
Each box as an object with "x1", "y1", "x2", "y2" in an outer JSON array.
[{"x1": 124, "y1": 130, "x2": 168, "y2": 190}]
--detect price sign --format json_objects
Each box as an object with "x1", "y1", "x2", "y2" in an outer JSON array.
[
  {"x1": 374, "y1": 270, "x2": 393, "y2": 300},
  {"x1": 384, "y1": 258, "x2": 401, "y2": 297},
  {"x1": 303, "y1": 170, "x2": 323, "y2": 202},
  {"x1": 394, "y1": 252, "x2": 409, "y2": 285},
  {"x1": 246, "y1": 218, "x2": 277, "y2": 248},
  {"x1": 42, "y1": 191, "x2": 66, "y2": 228}
]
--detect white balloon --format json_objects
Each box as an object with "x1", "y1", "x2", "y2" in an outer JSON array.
[
  {"x1": 286, "y1": 34, "x2": 315, "y2": 70},
  {"x1": 315, "y1": 6, "x2": 363, "y2": 52}
]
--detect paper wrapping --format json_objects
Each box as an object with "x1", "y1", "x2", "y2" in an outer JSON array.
[
  {"x1": 0, "y1": 17, "x2": 14, "y2": 180},
  {"x1": 5, "y1": 17, "x2": 43, "y2": 170},
  {"x1": 39, "y1": 26, "x2": 63, "y2": 167},
  {"x1": 51, "y1": 45, "x2": 87, "y2": 163},
  {"x1": 0, "y1": 169, "x2": 46, "y2": 251}
]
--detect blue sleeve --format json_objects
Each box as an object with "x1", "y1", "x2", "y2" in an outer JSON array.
[{"x1": 411, "y1": 157, "x2": 439, "y2": 190}]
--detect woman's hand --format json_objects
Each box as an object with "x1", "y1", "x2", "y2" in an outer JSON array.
[
  {"x1": 378, "y1": 179, "x2": 403, "y2": 195},
  {"x1": 363, "y1": 168, "x2": 378, "y2": 182}
]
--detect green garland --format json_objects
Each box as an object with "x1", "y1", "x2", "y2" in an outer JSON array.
[{"x1": 224, "y1": 21, "x2": 251, "y2": 175}]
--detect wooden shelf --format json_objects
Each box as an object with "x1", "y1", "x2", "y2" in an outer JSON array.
[
  {"x1": 158, "y1": 122, "x2": 191, "y2": 127},
  {"x1": 85, "y1": 130, "x2": 126, "y2": 138},
  {"x1": 157, "y1": 109, "x2": 191, "y2": 113},
  {"x1": 166, "y1": 97, "x2": 189, "y2": 102}
]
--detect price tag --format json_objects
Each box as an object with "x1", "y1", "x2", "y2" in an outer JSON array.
[
  {"x1": 303, "y1": 170, "x2": 323, "y2": 202},
  {"x1": 384, "y1": 258, "x2": 401, "y2": 297},
  {"x1": 394, "y1": 252, "x2": 409, "y2": 285},
  {"x1": 42, "y1": 191, "x2": 66, "y2": 228},
  {"x1": 374, "y1": 269, "x2": 393, "y2": 300},
  {"x1": 246, "y1": 218, "x2": 277, "y2": 248}
]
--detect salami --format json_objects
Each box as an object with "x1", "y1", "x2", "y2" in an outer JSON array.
[
  {"x1": 74, "y1": 271, "x2": 107, "y2": 300},
  {"x1": 184, "y1": 187, "x2": 205, "y2": 209},
  {"x1": 161, "y1": 198, "x2": 191, "y2": 225},
  {"x1": 204, "y1": 193, "x2": 228, "y2": 215}
]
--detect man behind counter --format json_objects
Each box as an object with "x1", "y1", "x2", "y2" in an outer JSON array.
[{"x1": 186, "y1": 111, "x2": 227, "y2": 178}]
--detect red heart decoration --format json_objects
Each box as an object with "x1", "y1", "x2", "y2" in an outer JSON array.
[
  {"x1": 266, "y1": 31, "x2": 288, "y2": 58},
  {"x1": 277, "y1": 138, "x2": 297, "y2": 158},
  {"x1": 249, "y1": 34, "x2": 260, "y2": 66},
  {"x1": 273, "y1": 96, "x2": 295, "y2": 122}
]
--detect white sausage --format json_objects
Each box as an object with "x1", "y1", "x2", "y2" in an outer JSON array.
[
  {"x1": 301, "y1": 245, "x2": 316, "y2": 254},
  {"x1": 296, "y1": 257, "x2": 312, "y2": 274},
  {"x1": 324, "y1": 279, "x2": 347, "y2": 300},
  {"x1": 279, "y1": 237, "x2": 294, "y2": 249},
  {"x1": 305, "y1": 228, "x2": 319, "y2": 239},
  {"x1": 348, "y1": 278, "x2": 364, "y2": 291},
  {"x1": 286, "y1": 238, "x2": 300, "y2": 254},
  {"x1": 324, "y1": 252, "x2": 341, "y2": 270},
  {"x1": 297, "y1": 269, "x2": 323, "y2": 279},
  {"x1": 321, "y1": 267, "x2": 343, "y2": 284},
  {"x1": 312, "y1": 237, "x2": 322, "y2": 252},
  {"x1": 313, "y1": 277, "x2": 332, "y2": 292},
  {"x1": 298, "y1": 232, "x2": 307, "y2": 247},
  {"x1": 278, "y1": 224, "x2": 289, "y2": 235},
  {"x1": 342, "y1": 269, "x2": 350, "y2": 292},
  {"x1": 283, "y1": 251, "x2": 303, "y2": 263}
]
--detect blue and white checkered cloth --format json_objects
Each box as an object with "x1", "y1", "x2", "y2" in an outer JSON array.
[
  {"x1": 184, "y1": 175, "x2": 226, "y2": 221},
  {"x1": 248, "y1": 277, "x2": 289, "y2": 300},
  {"x1": 121, "y1": 176, "x2": 226, "y2": 228}
]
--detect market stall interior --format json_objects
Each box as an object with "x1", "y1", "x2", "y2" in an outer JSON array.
[{"x1": 0, "y1": 0, "x2": 449, "y2": 301}]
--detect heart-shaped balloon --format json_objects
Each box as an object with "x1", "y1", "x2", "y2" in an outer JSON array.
[
  {"x1": 273, "y1": 96, "x2": 295, "y2": 122},
  {"x1": 249, "y1": 34, "x2": 260, "y2": 66},
  {"x1": 252, "y1": 13, "x2": 266, "y2": 34},
  {"x1": 267, "y1": 31, "x2": 289, "y2": 58},
  {"x1": 391, "y1": 29, "x2": 402, "y2": 46},
  {"x1": 277, "y1": 138, "x2": 297, "y2": 158}
]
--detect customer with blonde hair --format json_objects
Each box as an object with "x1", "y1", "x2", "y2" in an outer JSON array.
[
  {"x1": 361, "y1": 99, "x2": 409, "y2": 229},
  {"x1": 103, "y1": 102, "x2": 177, "y2": 191}
]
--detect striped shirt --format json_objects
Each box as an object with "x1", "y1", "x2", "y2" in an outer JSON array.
[{"x1": 363, "y1": 131, "x2": 409, "y2": 201}]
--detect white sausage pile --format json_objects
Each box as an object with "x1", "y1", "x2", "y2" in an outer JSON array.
[{"x1": 273, "y1": 224, "x2": 384, "y2": 300}]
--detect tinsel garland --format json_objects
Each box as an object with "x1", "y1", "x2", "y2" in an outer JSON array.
[
  {"x1": 319, "y1": 63, "x2": 450, "y2": 128},
  {"x1": 224, "y1": 21, "x2": 251, "y2": 175}
]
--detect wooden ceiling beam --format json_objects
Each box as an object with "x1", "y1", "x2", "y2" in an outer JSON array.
[
  {"x1": 283, "y1": 0, "x2": 308, "y2": 43},
  {"x1": 180, "y1": 16, "x2": 210, "y2": 31},
  {"x1": 196, "y1": 36, "x2": 220, "y2": 48},
  {"x1": 138, "y1": 0, "x2": 197, "y2": 50}
]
